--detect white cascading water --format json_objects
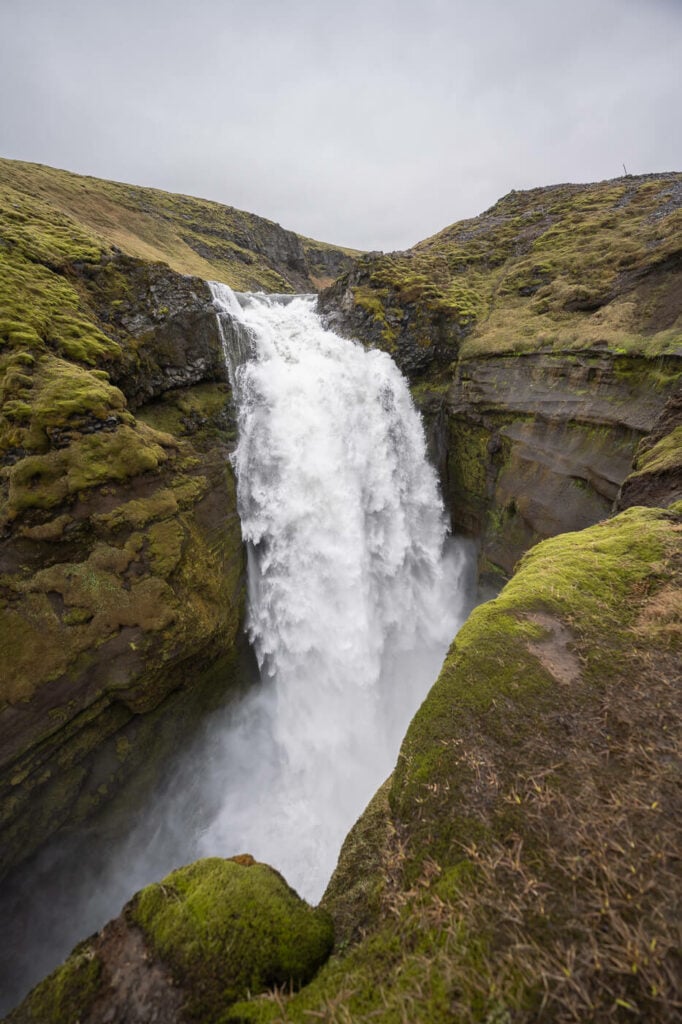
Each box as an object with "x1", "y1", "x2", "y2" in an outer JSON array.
[{"x1": 206, "y1": 283, "x2": 470, "y2": 899}]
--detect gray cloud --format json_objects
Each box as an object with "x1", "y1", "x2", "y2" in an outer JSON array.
[{"x1": 0, "y1": 0, "x2": 680, "y2": 250}]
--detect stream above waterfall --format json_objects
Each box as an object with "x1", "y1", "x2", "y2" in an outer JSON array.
[{"x1": 0, "y1": 288, "x2": 482, "y2": 1014}]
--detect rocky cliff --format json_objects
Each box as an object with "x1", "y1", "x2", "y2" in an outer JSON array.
[{"x1": 320, "y1": 174, "x2": 682, "y2": 573}]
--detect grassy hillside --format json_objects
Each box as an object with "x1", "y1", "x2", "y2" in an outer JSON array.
[
  {"x1": 321, "y1": 173, "x2": 682, "y2": 372},
  {"x1": 0, "y1": 158, "x2": 359, "y2": 293}
]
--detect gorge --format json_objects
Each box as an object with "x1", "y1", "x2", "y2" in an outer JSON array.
[
  {"x1": 0, "y1": 285, "x2": 477, "y2": 1011},
  {"x1": 0, "y1": 160, "x2": 680, "y2": 1022}
]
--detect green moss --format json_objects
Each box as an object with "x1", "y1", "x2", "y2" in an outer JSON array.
[
  {"x1": 3, "y1": 423, "x2": 170, "y2": 519},
  {"x1": 0, "y1": 249, "x2": 120, "y2": 368},
  {"x1": 447, "y1": 422, "x2": 491, "y2": 511},
  {"x1": 136, "y1": 382, "x2": 235, "y2": 448},
  {"x1": 92, "y1": 486, "x2": 181, "y2": 531},
  {"x1": 321, "y1": 779, "x2": 393, "y2": 948},
  {"x1": 132, "y1": 857, "x2": 333, "y2": 1019},
  {"x1": 633, "y1": 425, "x2": 682, "y2": 476},
  {"x1": 147, "y1": 518, "x2": 185, "y2": 576},
  {"x1": 10, "y1": 944, "x2": 102, "y2": 1024},
  {"x1": 30, "y1": 355, "x2": 127, "y2": 432}
]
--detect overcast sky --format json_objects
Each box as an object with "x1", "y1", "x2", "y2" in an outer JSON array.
[{"x1": 1, "y1": 0, "x2": 680, "y2": 251}]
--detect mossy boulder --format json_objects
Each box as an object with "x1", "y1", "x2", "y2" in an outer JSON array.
[
  {"x1": 224, "y1": 504, "x2": 682, "y2": 1022},
  {"x1": 4, "y1": 857, "x2": 334, "y2": 1024}
]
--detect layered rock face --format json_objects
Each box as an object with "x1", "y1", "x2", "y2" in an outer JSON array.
[
  {"x1": 440, "y1": 349, "x2": 679, "y2": 573},
  {"x1": 321, "y1": 174, "x2": 682, "y2": 572}
]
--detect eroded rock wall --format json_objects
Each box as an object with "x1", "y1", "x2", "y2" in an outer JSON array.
[
  {"x1": 438, "y1": 350, "x2": 680, "y2": 574},
  {"x1": 0, "y1": 249, "x2": 246, "y2": 878}
]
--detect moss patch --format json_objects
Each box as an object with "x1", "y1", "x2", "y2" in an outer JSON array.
[
  {"x1": 6, "y1": 944, "x2": 102, "y2": 1024},
  {"x1": 633, "y1": 424, "x2": 682, "y2": 476},
  {"x1": 132, "y1": 857, "x2": 333, "y2": 1019}
]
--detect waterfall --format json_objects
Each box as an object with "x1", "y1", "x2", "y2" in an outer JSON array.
[{"x1": 204, "y1": 283, "x2": 470, "y2": 899}]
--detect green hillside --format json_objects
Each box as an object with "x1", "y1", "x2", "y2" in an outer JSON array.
[
  {"x1": 321, "y1": 173, "x2": 682, "y2": 373},
  {"x1": 0, "y1": 158, "x2": 359, "y2": 293}
]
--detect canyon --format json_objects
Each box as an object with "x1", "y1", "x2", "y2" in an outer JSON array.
[{"x1": 0, "y1": 160, "x2": 680, "y2": 1022}]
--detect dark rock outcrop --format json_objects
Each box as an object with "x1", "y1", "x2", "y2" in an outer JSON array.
[
  {"x1": 616, "y1": 382, "x2": 682, "y2": 511},
  {"x1": 319, "y1": 254, "x2": 465, "y2": 378}
]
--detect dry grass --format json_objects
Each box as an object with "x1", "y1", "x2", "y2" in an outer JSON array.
[{"x1": 228, "y1": 511, "x2": 682, "y2": 1024}]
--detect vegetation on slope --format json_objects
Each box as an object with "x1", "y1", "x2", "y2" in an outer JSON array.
[
  {"x1": 320, "y1": 174, "x2": 682, "y2": 375},
  {"x1": 227, "y1": 504, "x2": 682, "y2": 1023},
  {"x1": 0, "y1": 158, "x2": 359, "y2": 293}
]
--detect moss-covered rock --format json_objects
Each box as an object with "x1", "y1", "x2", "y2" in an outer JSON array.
[
  {"x1": 617, "y1": 382, "x2": 682, "y2": 511},
  {"x1": 132, "y1": 858, "x2": 334, "y2": 1019},
  {"x1": 224, "y1": 504, "x2": 682, "y2": 1023},
  {"x1": 4, "y1": 857, "x2": 334, "y2": 1024}
]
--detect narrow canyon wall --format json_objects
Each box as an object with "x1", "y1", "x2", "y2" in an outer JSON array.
[{"x1": 0, "y1": 253, "x2": 246, "y2": 878}]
